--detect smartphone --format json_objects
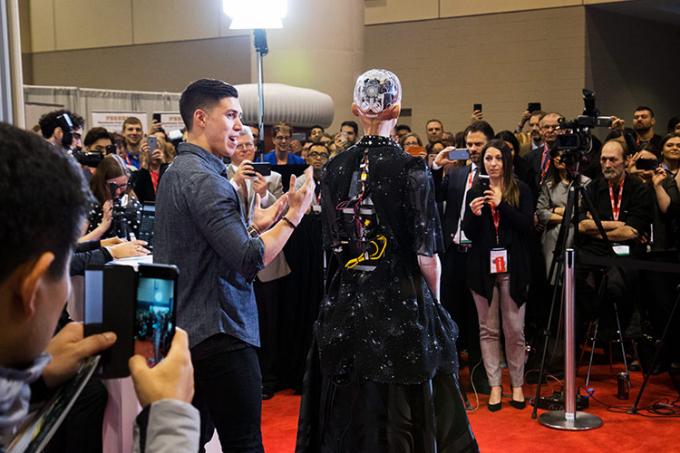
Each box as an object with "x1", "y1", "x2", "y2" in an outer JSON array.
[
  {"x1": 635, "y1": 158, "x2": 658, "y2": 171},
  {"x1": 251, "y1": 162, "x2": 271, "y2": 176},
  {"x1": 473, "y1": 103, "x2": 483, "y2": 112},
  {"x1": 84, "y1": 264, "x2": 136, "y2": 378},
  {"x1": 528, "y1": 102, "x2": 541, "y2": 113},
  {"x1": 478, "y1": 174, "x2": 490, "y2": 191},
  {"x1": 84, "y1": 265, "x2": 105, "y2": 336},
  {"x1": 448, "y1": 148, "x2": 470, "y2": 160},
  {"x1": 152, "y1": 113, "x2": 161, "y2": 123},
  {"x1": 405, "y1": 145, "x2": 426, "y2": 157},
  {"x1": 134, "y1": 264, "x2": 178, "y2": 367},
  {"x1": 147, "y1": 136, "x2": 158, "y2": 151}
]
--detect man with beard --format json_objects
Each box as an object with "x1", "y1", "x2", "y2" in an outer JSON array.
[
  {"x1": 632, "y1": 106, "x2": 663, "y2": 156},
  {"x1": 576, "y1": 140, "x2": 653, "y2": 341}
]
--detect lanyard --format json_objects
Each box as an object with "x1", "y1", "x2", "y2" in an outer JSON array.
[
  {"x1": 608, "y1": 178, "x2": 625, "y2": 221},
  {"x1": 490, "y1": 205, "x2": 501, "y2": 245},
  {"x1": 540, "y1": 145, "x2": 550, "y2": 181}
]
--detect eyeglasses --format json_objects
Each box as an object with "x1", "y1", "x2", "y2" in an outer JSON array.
[
  {"x1": 308, "y1": 152, "x2": 329, "y2": 159},
  {"x1": 236, "y1": 142, "x2": 255, "y2": 150},
  {"x1": 91, "y1": 144, "x2": 117, "y2": 155}
]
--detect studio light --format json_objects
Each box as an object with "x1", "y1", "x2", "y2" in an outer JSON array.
[
  {"x1": 223, "y1": 0, "x2": 287, "y2": 29},
  {"x1": 223, "y1": 0, "x2": 287, "y2": 160}
]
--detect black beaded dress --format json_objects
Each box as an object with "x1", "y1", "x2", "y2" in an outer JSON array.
[{"x1": 296, "y1": 136, "x2": 478, "y2": 453}]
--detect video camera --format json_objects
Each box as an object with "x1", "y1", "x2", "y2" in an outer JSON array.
[
  {"x1": 554, "y1": 89, "x2": 612, "y2": 165},
  {"x1": 74, "y1": 144, "x2": 116, "y2": 168}
]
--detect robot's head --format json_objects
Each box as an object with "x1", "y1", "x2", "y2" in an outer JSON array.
[{"x1": 353, "y1": 69, "x2": 401, "y2": 118}]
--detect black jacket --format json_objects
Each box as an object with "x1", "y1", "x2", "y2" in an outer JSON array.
[
  {"x1": 462, "y1": 179, "x2": 534, "y2": 306},
  {"x1": 133, "y1": 164, "x2": 168, "y2": 203},
  {"x1": 436, "y1": 165, "x2": 476, "y2": 247}
]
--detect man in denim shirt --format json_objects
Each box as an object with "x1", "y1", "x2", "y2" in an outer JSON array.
[{"x1": 154, "y1": 79, "x2": 315, "y2": 452}]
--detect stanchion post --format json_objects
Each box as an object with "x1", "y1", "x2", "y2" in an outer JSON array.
[{"x1": 539, "y1": 249, "x2": 603, "y2": 430}]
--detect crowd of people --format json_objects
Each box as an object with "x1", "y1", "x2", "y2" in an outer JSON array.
[{"x1": 2, "y1": 72, "x2": 679, "y2": 452}]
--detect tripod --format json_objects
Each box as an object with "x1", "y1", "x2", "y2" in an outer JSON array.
[
  {"x1": 531, "y1": 167, "x2": 620, "y2": 419},
  {"x1": 629, "y1": 284, "x2": 680, "y2": 413}
]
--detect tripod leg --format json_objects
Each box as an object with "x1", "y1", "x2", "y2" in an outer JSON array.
[
  {"x1": 585, "y1": 319, "x2": 599, "y2": 390},
  {"x1": 630, "y1": 287, "x2": 680, "y2": 413},
  {"x1": 612, "y1": 301, "x2": 629, "y2": 373}
]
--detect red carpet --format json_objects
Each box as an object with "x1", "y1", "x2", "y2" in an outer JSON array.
[{"x1": 262, "y1": 366, "x2": 679, "y2": 452}]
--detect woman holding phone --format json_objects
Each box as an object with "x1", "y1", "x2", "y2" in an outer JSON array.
[{"x1": 462, "y1": 139, "x2": 534, "y2": 411}]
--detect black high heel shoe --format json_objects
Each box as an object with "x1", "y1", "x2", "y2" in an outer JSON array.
[
  {"x1": 488, "y1": 401, "x2": 502, "y2": 412},
  {"x1": 509, "y1": 399, "x2": 526, "y2": 409}
]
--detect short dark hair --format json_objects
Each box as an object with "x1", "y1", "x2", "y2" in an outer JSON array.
[
  {"x1": 122, "y1": 116, "x2": 142, "y2": 132},
  {"x1": 634, "y1": 106, "x2": 655, "y2": 117},
  {"x1": 38, "y1": 109, "x2": 83, "y2": 139},
  {"x1": 272, "y1": 122, "x2": 292, "y2": 137},
  {"x1": 179, "y1": 79, "x2": 239, "y2": 131},
  {"x1": 310, "y1": 125, "x2": 324, "y2": 131},
  {"x1": 340, "y1": 120, "x2": 358, "y2": 135},
  {"x1": 395, "y1": 124, "x2": 411, "y2": 133},
  {"x1": 0, "y1": 123, "x2": 89, "y2": 283},
  {"x1": 464, "y1": 120, "x2": 494, "y2": 141},
  {"x1": 308, "y1": 143, "x2": 330, "y2": 154},
  {"x1": 666, "y1": 116, "x2": 680, "y2": 133},
  {"x1": 426, "y1": 119, "x2": 443, "y2": 128},
  {"x1": 84, "y1": 127, "x2": 112, "y2": 147}
]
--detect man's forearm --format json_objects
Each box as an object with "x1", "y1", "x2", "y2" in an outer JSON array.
[
  {"x1": 606, "y1": 226, "x2": 638, "y2": 242},
  {"x1": 260, "y1": 216, "x2": 299, "y2": 265}
]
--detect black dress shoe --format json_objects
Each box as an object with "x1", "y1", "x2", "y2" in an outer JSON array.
[
  {"x1": 487, "y1": 402, "x2": 502, "y2": 412},
  {"x1": 509, "y1": 399, "x2": 526, "y2": 410}
]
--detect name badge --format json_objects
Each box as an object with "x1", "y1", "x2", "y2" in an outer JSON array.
[
  {"x1": 312, "y1": 205, "x2": 322, "y2": 213},
  {"x1": 490, "y1": 248, "x2": 509, "y2": 274},
  {"x1": 612, "y1": 244, "x2": 630, "y2": 256}
]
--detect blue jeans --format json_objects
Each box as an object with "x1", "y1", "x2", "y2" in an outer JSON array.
[{"x1": 191, "y1": 334, "x2": 264, "y2": 453}]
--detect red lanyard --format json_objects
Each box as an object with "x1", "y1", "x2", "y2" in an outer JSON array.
[
  {"x1": 608, "y1": 178, "x2": 625, "y2": 221},
  {"x1": 490, "y1": 205, "x2": 501, "y2": 244}
]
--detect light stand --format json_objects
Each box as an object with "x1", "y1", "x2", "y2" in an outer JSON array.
[
  {"x1": 539, "y1": 248, "x2": 603, "y2": 430},
  {"x1": 253, "y1": 29, "x2": 268, "y2": 160}
]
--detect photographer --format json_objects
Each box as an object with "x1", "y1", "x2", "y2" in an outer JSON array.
[
  {"x1": 536, "y1": 152, "x2": 591, "y2": 280},
  {"x1": 462, "y1": 139, "x2": 534, "y2": 411},
  {"x1": 86, "y1": 154, "x2": 145, "y2": 242},
  {"x1": 38, "y1": 109, "x2": 85, "y2": 154},
  {"x1": 0, "y1": 123, "x2": 198, "y2": 452}
]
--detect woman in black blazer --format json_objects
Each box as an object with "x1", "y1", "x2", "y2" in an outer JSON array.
[{"x1": 462, "y1": 139, "x2": 534, "y2": 411}]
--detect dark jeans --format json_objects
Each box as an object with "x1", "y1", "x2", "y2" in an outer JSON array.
[
  {"x1": 191, "y1": 334, "x2": 264, "y2": 453},
  {"x1": 255, "y1": 278, "x2": 282, "y2": 393}
]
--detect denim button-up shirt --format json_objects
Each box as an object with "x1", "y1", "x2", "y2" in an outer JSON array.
[{"x1": 154, "y1": 142, "x2": 265, "y2": 348}]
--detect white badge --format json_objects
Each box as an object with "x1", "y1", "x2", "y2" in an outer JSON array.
[
  {"x1": 490, "y1": 248, "x2": 509, "y2": 274},
  {"x1": 312, "y1": 205, "x2": 322, "y2": 213},
  {"x1": 612, "y1": 244, "x2": 630, "y2": 256}
]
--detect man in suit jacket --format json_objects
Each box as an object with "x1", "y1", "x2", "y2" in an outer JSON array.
[
  {"x1": 432, "y1": 120, "x2": 494, "y2": 394},
  {"x1": 525, "y1": 112, "x2": 563, "y2": 201},
  {"x1": 230, "y1": 126, "x2": 290, "y2": 399}
]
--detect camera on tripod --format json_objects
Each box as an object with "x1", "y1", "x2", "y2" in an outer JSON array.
[
  {"x1": 109, "y1": 182, "x2": 131, "y2": 239},
  {"x1": 554, "y1": 89, "x2": 612, "y2": 165}
]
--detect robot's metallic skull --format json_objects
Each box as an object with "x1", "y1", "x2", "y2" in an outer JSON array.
[{"x1": 353, "y1": 69, "x2": 402, "y2": 117}]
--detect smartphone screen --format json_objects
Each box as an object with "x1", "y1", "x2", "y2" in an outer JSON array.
[
  {"x1": 251, "y1": 162, "x2": 271, "y2": 176},
  {"x1": 84, "y1": 267, "x2": 104, "y2": 328},
  {"x1": 134, "y1": 265, "x2": 178, "y2": 366},
  {"x1": 448, "y1": 148, "x2": 470, "y2": 160},
  {"x1": 478, "y1": 174, "x2": 490, "y2": 190},
  {"x1": 147, "y1": 136, "x2": 158, "y2": 151}
]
